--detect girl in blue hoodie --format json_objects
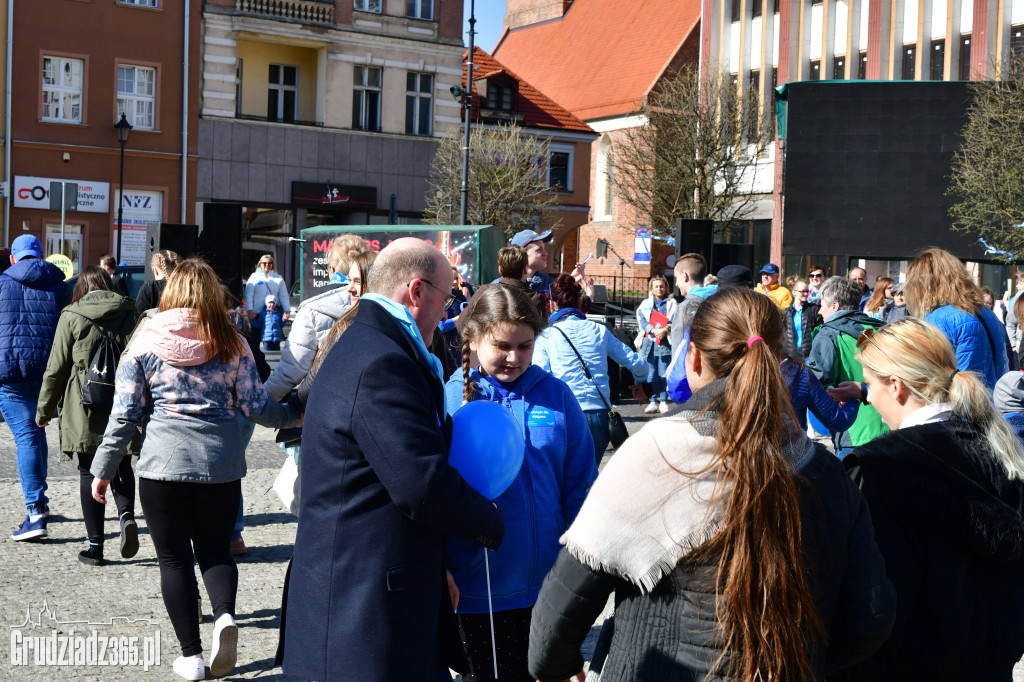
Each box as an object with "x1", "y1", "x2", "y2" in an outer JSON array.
[{"x1": 444, "y1": 285, "x2": 597, "y2": 682}]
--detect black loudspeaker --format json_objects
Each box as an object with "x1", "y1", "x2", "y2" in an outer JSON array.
[
  {"x1": 199, "y1": 203, "x2": 244, "y2": 294},
  {"x1": 712, "y1": 243, "x2": 754, "y2": 274},
  {"x1": 675, "y1": 219, "x2": 714, "y2": 263},
  {"x1": 145, "y1": 222, "x2": 198, "y2": 282}
]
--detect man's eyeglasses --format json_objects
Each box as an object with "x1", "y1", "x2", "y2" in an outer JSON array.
[
  {"x1": 808, "y1": 272, "x2": 824, "y2": 279},
  {"x1": 415, "y1": 278, "x2": 456, "y2": 309}
]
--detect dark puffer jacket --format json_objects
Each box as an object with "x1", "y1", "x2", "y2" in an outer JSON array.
[
  {"x1": 528, "y1": 388, "x2": 896, "y2": 682},
  {"x1": 836, "y1": 420, "x2": 1024, "y2": 682},
  {"x1": 0, "y1": 258, "x2": 66, "y2": 383}
]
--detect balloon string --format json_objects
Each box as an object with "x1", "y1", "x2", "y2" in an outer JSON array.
[{"x1": 485, "y1": 548, "x2": 498, "y2": 679}]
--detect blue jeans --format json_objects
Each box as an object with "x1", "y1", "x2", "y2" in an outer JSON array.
[
  {"x1": 0, "y1": 380, "x2": 49, "y2": 514},
  {"x1": 583, "y1": 409, "x2": 610, "y2": 466},
  {"x1": 646, "y1": 350, "x2": 671, "y2": 402}
]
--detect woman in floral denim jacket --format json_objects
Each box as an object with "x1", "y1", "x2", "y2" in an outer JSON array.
[{"x1": 90, "y1": 259, "x2": 300, "y2": 681}]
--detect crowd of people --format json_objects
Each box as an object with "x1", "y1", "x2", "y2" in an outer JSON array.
[{"x1": 1, "y1": 227, "x2": 1024, "y2": 681}]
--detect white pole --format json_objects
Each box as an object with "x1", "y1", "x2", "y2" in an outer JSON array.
[
  {"x1": 60, "y1": 182, "x2": 67, "y2": 257},
  {"x1": 484, "y1": 549, "x2": 498, "y2": 679}
]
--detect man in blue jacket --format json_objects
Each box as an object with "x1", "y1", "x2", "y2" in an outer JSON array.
[
  {"x1": 283, "y1": 238, "x2": 504, "y2": 682},
  {"x1": 0, "y1": 235, "x2": 65, "y2": 541}
]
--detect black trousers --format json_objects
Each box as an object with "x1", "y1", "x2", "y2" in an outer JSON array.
[
  {"x1": 140, "y1": 477, "x2": 240, "y2": 657},
  {"x1": 77, "y1": 452, "x2": 134, "y2": 543},
  {"x1": 458, "y1": 607, "x2": 534, "y2": 682}
]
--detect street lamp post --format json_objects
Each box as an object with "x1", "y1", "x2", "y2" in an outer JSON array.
[
  {"x1": 458, "y1": 0, "x2": 475, "y2": 226},
  {"x1": 114, "y1": 113, "x2": 133, "y2": 266}
]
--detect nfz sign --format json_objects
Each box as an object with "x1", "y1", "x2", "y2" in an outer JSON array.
[{"x1": 14, "y1": 176, "x2": 110, "y2": 213}]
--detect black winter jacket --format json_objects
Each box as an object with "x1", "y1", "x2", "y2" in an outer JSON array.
[
  {"x1": 836, "y1": 420, "x2": 1024, "y2": 682},
  {"x1": 784, "y1": 302, "x2": 822, "y2": 357},
  {"x1": 528, "y1": 407, "x2": 896, "y2": 681}
]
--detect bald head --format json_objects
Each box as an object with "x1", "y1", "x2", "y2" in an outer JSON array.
[{"x1": 367, "y1": 238, "x2": 444, "y2": 296}]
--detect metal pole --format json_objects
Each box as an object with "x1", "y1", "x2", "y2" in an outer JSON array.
[
  {"x1": 116, "y1": 140, "x2": 126, "y2": 265},
  {"x1": 458, "y1": 0, "x2": 475, "y2": 226},
  {"x1": 60, "y1": 182, "x2": 66, "y2": 256}
]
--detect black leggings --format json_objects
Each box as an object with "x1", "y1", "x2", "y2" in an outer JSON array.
[
  {"x1": 139, "y1": 477, "x2": 240, "y2": 657},
  {"x1": 77, "y1": 452, "x2": 135, "y2": 543}
]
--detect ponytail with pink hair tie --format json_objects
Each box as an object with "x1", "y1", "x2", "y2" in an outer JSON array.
[{"x1": 747, "y1": 335, "x2": 764, "y2": 349}]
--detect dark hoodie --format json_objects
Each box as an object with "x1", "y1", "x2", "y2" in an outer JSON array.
[
  {"x1": 839, "y1": 420, "x2": 1024, "y2": 681},
  {"x1": 806, "y1": 309, "x2": 888, "y2": 448},
  {"x1": 0, "y1": 258, "x2": 66, "y2": 383},
  {"x1": 36, "y1": 291, "x2": 139, "y2": 459}
]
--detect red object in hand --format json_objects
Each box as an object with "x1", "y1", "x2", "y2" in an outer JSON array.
[{"x1": 648, "y1": 310, "x2": 670, "y2": 344}]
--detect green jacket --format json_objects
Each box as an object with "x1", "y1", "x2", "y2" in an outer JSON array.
[
  {"x1": 36, "y1": 291, "x2": 140, "y2": 460},
  {"x1": 806, "y1": 310, "x2": 889, "y2": 449}
]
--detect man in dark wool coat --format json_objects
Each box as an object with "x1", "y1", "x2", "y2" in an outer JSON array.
[{"x1": 283, "y1": 238, "x2": 505, "y2": 682}]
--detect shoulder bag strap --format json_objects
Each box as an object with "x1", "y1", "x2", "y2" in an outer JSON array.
[
  {"x1": 551, "y1": 324, "x2": 614, "y2": 412},
  {"x1": 973, "y1": 309, "x2": 998, "y2": 376}
]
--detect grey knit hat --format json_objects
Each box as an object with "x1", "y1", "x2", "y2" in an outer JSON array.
[{"x1": 993, "y1": 371, "x2": 1024, "y2": 415}]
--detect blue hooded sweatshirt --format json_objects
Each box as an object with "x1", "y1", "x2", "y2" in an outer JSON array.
[
  {"x1": 444, "y1": 364, "x2": 597, "y2": 613},
  {"x1": 0, "y1": 258, "x2": 66, "y2": 383}
]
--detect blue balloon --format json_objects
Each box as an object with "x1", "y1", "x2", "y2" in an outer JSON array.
[{"x1": 449, "y1": 401, "x2": 525, "y2": 500}]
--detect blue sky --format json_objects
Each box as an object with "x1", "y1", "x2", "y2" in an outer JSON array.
[{"x1": 463, "y1": 0, "x2": 507, "y2": 52}]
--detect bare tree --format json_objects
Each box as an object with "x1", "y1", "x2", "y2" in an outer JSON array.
[
  {"x1": 425, "y1": 122, "x2": 561, "y2": 235},
  {"x1": 611, "y1": 65, "x2": 771, "y2": 238},
  {"x1": 948, "y1": 55, "x2": 1024, "y2": 257}
]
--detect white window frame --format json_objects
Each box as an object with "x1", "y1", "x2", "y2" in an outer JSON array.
[
  {"x1": 42, "y1": 56, "x2": 83, "y2": 124},
  {"x1": 407, "y1": 0, "x2": 433, "y2": 20},
  {"x1": 268, "y1": 63, "x2": 298, "y2": 123},
  {"x1": 596, "y1": 135, "x2": 613, "y2": 220},
  {"x1": 545, "y1": 143, "x2": 574, "y2": 191},
  {"x1": 117, "y1": 64, "x2": 156, "y2": 130},
  {"x1": 353, "y1": 66, "x2": 382, "y2": 132},
  {"x1": 354, "y1": 0, "x2": 382, "y2": 12},
  {"x1": 405, "y1": 72, "x2": 433, "y2": 136}
]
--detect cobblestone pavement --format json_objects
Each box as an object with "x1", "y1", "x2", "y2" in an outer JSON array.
[{"x1": 0, "y1": 390, "x2": 1021, "y2": 680}]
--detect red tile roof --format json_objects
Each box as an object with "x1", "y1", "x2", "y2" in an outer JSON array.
[
  {"x1": 462, "y1": 47, "x2": 594, "y2": 133},
  {"x1": 493, "y1": 0, "x2": 701, "y2": 122}
]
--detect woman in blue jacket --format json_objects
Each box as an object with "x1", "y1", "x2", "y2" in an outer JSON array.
[
  {"x1": 445, "y1": 285, "x2": 597, "y2": 682},
  {"x1": 534, "y1": 274, "x2": 649, "y2": 463},
  {"x1": 904, "y1": 248, "x2": 1007, "y2": 387}
]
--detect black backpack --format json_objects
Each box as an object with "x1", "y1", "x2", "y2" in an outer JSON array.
[{"x1": 80, "y1": 331, "x2": 123, "y2": 408}]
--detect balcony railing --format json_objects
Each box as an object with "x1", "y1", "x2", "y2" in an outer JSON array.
[
  {"x1": 238, "y1": 114, "x2": 324, "y2": 127},
  {"x1": 235, "y1": 0, "x2": 334, "y2": 25}
]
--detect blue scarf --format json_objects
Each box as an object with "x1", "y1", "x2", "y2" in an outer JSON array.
[
  {"x1": 361, "y1": 295, "x2": 446, "y2": 401},
  {"x1": 549, "y1": 308, "x2": 587, "y2": 323}
]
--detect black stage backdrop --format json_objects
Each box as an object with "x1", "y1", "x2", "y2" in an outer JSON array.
[{"x1": 781, "y1": 80, "x2": 986, "y2": 261}]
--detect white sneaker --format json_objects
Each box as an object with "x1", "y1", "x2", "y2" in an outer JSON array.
[
  {"x1": 659, "y1": 401, "x2": 669, "y2": 414},
  {"x1": 173, "y1": 655, "x2": 205, "y2": 681},
  {"x1": 209, "y1": 613, "x2": 238, "y2": 677},
  {"x1": 644, "y1": 401, "x2": 659, "y2": 414}
]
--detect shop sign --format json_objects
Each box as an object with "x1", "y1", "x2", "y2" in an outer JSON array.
[
  {"x1": 291, "y1": 182, "x2": 377, "y2": 208},
  {"x1": 14, "y1": 176, "x2": 110, "y2": 213}
]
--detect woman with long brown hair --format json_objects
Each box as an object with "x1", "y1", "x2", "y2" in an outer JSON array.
[
  {"x1": 89, "y1": 259, "x2": 300, "y2": 681},
  {"x1": 529, "y1": 287, "x2": 896, "y2": 681},
  {"x1": 904, "y1": 247, "x2": 1007, "y2": 387},
  {"x1": 863, "y1": 276, "x2": 894, "y2": 320},
  {"x1": 37, "y1": 265, "x2": 139, "y2": 567}
]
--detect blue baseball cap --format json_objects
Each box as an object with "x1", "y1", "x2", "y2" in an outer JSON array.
[
  {"x1": 510, "y1": 229, "x2": 552, "y2": 247},
  {"x1": 11, "y1": 235, "x2": 42, "y2": 261},
  {"x1": 759, "y1": 263, "x2": 780, "y2": 275}
]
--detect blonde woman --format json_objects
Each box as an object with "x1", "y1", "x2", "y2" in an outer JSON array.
[
  {"x1": 834, "y1": 318, "x2": 1024, "y2": 681},
  {"x1": 90, "y1": 259, "x2": 300, "y2": 681},
  {"x1": 904, "y1": 248, "x2": 1007, "y2": 387},
  {"x1": 244, "y1": 254, "x2": 290, "y2": 321}
]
